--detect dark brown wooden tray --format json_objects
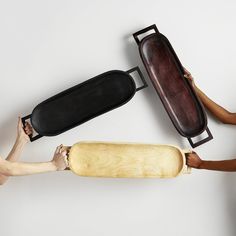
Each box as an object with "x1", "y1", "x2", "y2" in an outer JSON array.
[
  {"x1": 22, "y1": 67, "x2": 147, "y2": 142},
  {"x1": 133, "y1": 25, "x2": 213, "y2": 148}
]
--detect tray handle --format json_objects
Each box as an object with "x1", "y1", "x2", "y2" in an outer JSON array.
[
  {"x1": 22, "y1": 115, "x2": 43, "y2": 142},
  {"x1": 187, "y1": 127, "x2": 213, "y2": 148},
  {"x1": 133, "y1": 24, "x2": 159, "y2": 45},
  {"x1": 126, "y1": 67, "x2": 148, "y2": 91},
  {"x1": 182, "y1": 149, "x2": 192, "y2": 174}
]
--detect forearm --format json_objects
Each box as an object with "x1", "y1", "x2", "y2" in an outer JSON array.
[
  {"x1": 200, "y1": 159, "x2": 236, "y2": 171},
  {"x1": 0, "y1": 159, "x2": 57, "y2": 177},
  {"x1": 0, "y1": 138, "x2": 27, "y2": 184},
  {"x1": 195, "y1": 86, "x2": 236, "y2": 124},
  {"x1": 6, "y1": 138, "x2": 26, "y2": 162}
]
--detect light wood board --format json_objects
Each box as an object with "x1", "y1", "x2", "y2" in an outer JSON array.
[{"x1": 68, "y1": 142, "x2": 191, "y2": 178}]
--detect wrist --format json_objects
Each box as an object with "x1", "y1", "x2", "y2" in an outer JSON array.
[
  {"x1": 15, "y1": 136, "x2": 28, "y2": 146},
  {"x1": 199, "y1": 160, "x2": 206, "y2": 169},
  {"x1": 51, "y1": 160, "x2": 59, "y2": 171}
]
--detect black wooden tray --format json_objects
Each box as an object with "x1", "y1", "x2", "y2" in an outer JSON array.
[
  {"x1": 22, "y1": 67, "x2": 147, "y2": 141},
  {"x1": 133, "y1": 25, "x2": 213, "y2": 148}
]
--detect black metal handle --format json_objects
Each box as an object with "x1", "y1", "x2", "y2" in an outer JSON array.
[
  {"x1": 187, "y1": 127, "x2": 213, "y2": 148},
  {"x1": 133, "y1": 24, "x2": 159, "y2": 45},
  {"x1": 21, "y1": 115, "x2": 43, "y2": 142},
  {"x1": 126, "y1": 67, "x2": 148, "y2": 91}
]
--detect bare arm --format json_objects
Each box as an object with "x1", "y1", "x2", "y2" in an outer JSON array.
[
  {"x1": 5, "y1": 117, "x2": 32, "y2": 162},
  {"x1": 194, "y1": 86, "x2": 236, "y2": 125},
  {"x1": 0, "y1": 144, "x2": 68, "y2": 185},
  {"x1": 184, "y1": 68, "x2": 236, "y2": 125},
  {"x1": 0, "y1": 158, "x2": 57, "y2": 176},
  {"x1": 0, "y1": 144, "x2": 68, "y2": 183},
  {"x1": 0, "y1": 138, "x2": 26, "y2": 184},
  {"x1": 186, "y1": 152, "x2": 236, "y2": 171},
  {"x1": 0, "y1": 117, "x2": 33, "y2": 184}
]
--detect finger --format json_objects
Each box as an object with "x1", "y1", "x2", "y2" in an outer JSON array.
[
  {"x1": 185, "y1": 152, "x2": 192, "y2": 157},
  {"x1": 186, "y1": 157, "x2": 193, "y2": 164},
  {"x1": 60, "y1": 146, "x2": 67, "y2": 154},
  {"x1": 25, "y1": 123, "x2": 30, "y2": 129},
  {"x1": 26, "y1": 130, "x2": 33, "y2": 135},
  {"x1": 186, "y1": 158, "x2": 191, "y2": 165},
  {"x1": 25, "y1": 128, "x2": 33, "y2": 134},
  {"x1": 55, "y1": 145, "x2": 61, "y2": 154},
  {"x1": 61, "y1": 150, "x2": 67, "y2": 157},
  {"x1": 18, "y1": 116, "x2": 23, "y2": 128},
  {"x1": 61, "y1": 146, "x2": 70, "y2": 153},
  {"x1": 59, "y1": 144, "x2": 63, "y2": 153},
  {"x1": 28, "y1": 126, "x2": 33, "y2": 133},
  {"x1": 25, "y1": 130, "x2": 31, "y2": 135},
  {"x1": 26, "y1": 122, "x2": 33, "y2": 129},
  {"x1": 25, "y1": 125, "x2": 30, "y2": 131},
  {"x1": 25, "y1": 130, "x2": 30, "y2": 135},
  {"x1": 57, "y1": 144, "x2": 63, "y2": 154},
  {"x1": 63, "y1": 154, "x2": 69, "y2": 167},
  {"x1": 24, "y1": 127, "x2": 31, "y2": 135}
]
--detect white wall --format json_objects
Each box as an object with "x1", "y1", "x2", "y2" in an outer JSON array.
[{"x1": 0, "y1": 0, "x2": 236, "y2": 235}]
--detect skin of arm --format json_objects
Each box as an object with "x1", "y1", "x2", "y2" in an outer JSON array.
[
  {"x1": 184, "y1": 68, "x2": 236, "y2": 172},
  {"x1": 0, "y1": 118, "x2": 68, "y2": 185},
  {"x1": 5, "y1": 117, "x2": 32, "y2": 162},
  {"x1": 0, "y1": 158, "x2": 57, "y2": 176},
  {"x1": 184, "y1": 68, "x2": 236, "y2": 125},
  {"x1": 186, "y1": 152, "x2": 236, "y2": 171},
  {"x1": 0, "y1": 144, "x2": 68, "y2": 184},
  {"x1": 0, "y1": 117, "x2": 32, "y2": 184}
]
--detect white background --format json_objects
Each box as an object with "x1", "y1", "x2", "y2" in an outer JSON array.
[{"x1": 0, "y1": 0, "x2": 236, "y2": 235}]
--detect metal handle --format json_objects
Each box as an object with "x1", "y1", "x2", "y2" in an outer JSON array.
[
  {"x1": 182, "y1": 150, "x2": 192, "y2": 174},
  {"x1": 126, "y1": 67, "x2": 148, "y2": 91},
  {"x1": 133, "y1": 24, "x2": 159, "y2": 45},
  {"x1": 187, "y1": 127, "x2": 213, "y2": 148},
  {"x1": 21, "y1": 115, "x2": 43, "y2": 142},
  {"x1": 182, "y1": 165, "x2": 192, "y2": 174}
]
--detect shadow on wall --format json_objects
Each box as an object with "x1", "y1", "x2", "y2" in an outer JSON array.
[{"x1": 123, "y1": 31, "x2": 184, "y2": 147}]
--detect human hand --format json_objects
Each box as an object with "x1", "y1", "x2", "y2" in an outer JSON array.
[
  {"x1": 186, "y1": 152, "x2": 203, "y2": 169},
  {"x1": 183, "y1": 67, "x2": 195, "y2": 87},
  {"x1": 17, "y1": 117, "x2": 33, "y2": 143},
  {"x1": 52, "y1": 144, "x2": 69, "y2": 171}
]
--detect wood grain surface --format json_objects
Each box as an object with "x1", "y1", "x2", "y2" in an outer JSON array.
[{"x1": 68, "y1": 142, "x2": 191, "y2": 178}]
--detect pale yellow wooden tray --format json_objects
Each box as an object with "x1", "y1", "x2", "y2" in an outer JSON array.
[{"x1": 68, "y1": 142, "x2": 191, "y2": 178}]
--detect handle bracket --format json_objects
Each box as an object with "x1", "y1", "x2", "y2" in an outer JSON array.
[
  {"x1": 126, "y1": 67, "x2": 148, "y2": 91},
  {"x1": 21, "y1": 115, "x2": 43, "y2": 142},
  {"x1": 133, "y1": 24, "x2": 159, "y2": 45},
  {"x1": 187, "y1": 127, "x2": 213, "y2": 148}
]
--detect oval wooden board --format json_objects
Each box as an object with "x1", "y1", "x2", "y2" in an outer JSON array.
[{"x1": 68, "y1": 142, "x2": 189, "y2": 178}]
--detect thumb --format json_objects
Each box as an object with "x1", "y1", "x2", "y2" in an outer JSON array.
[
  {"x1": 18, "y1": 116, "x2": 23, "y2": 127},
  {"x1": 61, "y1": 150, "x2": 67, "y2": 157}
]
